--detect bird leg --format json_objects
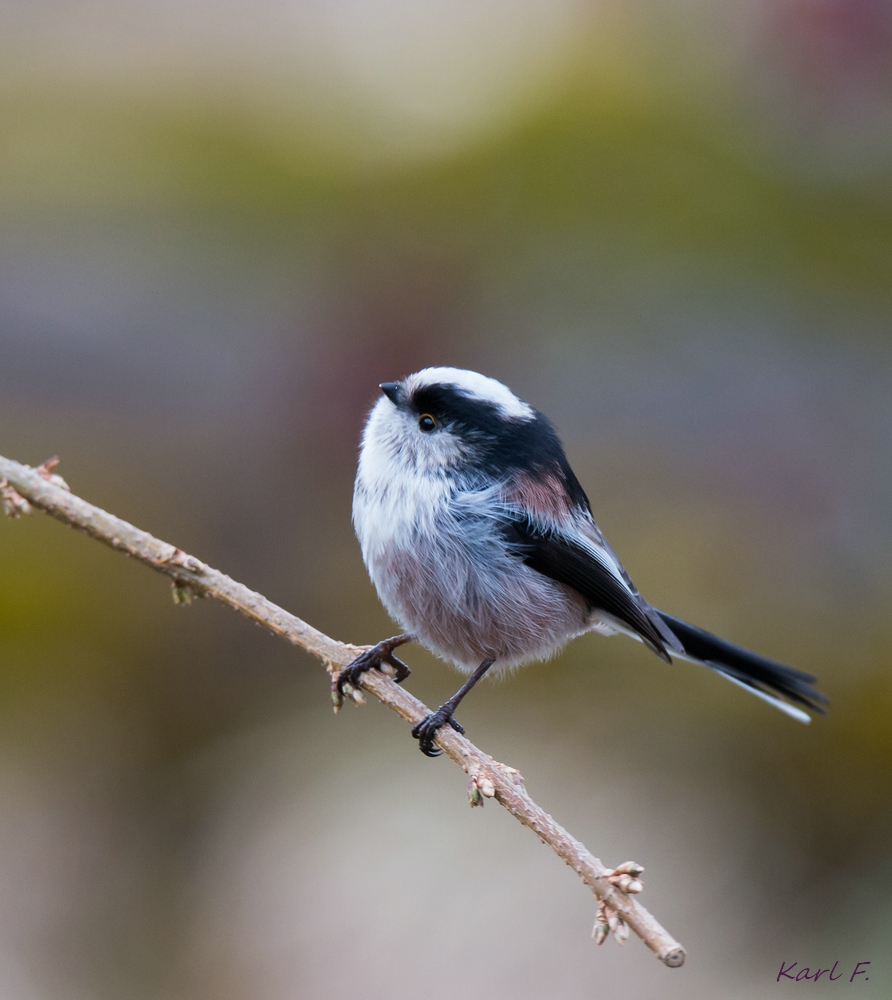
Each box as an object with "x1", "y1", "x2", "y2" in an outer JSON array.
[
  {"x1": 335, "y1": 633, "x2": 414, "y2": 702},
  {"x1": 411, "y1": 658, "x2": 495, "y2": 757}
]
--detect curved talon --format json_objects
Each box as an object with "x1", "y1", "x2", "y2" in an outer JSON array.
[
  {"x1": 383, "y1": 654, "x2": 411, "y2": 684},
  {"x1": 411, "y1": 707, "x2": 463, "y2": 756},
  {"x1": 334, "y1": 634, "x2": 414, "y2": 700},
  {"x1": 335, "y1": 648, "x2": 379, "y2": 698}
]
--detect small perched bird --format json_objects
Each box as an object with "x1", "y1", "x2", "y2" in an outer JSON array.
[{"x1": 342, "y1": 367, "x2": 827, "y2": 756}]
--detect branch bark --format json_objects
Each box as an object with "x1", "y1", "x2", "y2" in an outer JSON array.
[{"x1": 0, "y1": 453, "x2": 685, "y2": 968}]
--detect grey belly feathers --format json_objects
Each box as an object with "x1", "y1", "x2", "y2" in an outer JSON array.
[{"x1": 354, "y1": 476, "x2": 590, "y2": 673}]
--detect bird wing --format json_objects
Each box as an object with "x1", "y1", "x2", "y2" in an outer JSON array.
[
  {"x1": 485, "y1": 482, "x2": 826, "y2": 721},
  {"x1": 499, "y1": 511, "x2": 676, "y2": 662}
]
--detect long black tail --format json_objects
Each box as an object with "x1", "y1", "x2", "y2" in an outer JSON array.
[{"x1": 656, "y1": 611, "x2": 828, "y2": 722}]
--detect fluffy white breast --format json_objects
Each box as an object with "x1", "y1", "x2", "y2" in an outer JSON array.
[{"x1": 353, "y1": 396, "x2": 451, "y2": 565}]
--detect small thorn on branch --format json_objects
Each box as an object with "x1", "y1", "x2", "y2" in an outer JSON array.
[
  {"x1": 34, "y1": 456, "x2": 70, "y2": 492},
  {"x1": 162, "y1": 547, "x2": 205, "y2": 574}
]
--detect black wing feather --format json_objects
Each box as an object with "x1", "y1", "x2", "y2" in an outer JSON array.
[{"x1": 502, "y1": 516, "x2": 672, "y2": 661}]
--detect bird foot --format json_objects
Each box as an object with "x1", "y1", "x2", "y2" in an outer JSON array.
[
  {"x1": 333, "y1": 634, "x2": 412, "y2": 711},
  {"x1": 411, "y1": 706, "x2": 465, "y2": 757}
]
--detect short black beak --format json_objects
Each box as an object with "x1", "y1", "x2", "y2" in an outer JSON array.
[{"x1": 379, "y1": 382, "x2": 401, "y2": 405}]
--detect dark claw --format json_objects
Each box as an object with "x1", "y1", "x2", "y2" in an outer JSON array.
[
  {"x1": 336, "y1": 637, "x2": 413, "y2": 698},
  {"x1": 336, "y1": 647, "x2": 381, "y2": 697},
  {"x1": 411, "y1": 706, "x2": 464, "y2": 757},
  {"x1": 384, "y1": 654, "x2": 411, "y2": 684}
]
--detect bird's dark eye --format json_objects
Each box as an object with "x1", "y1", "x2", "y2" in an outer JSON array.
[{"x1": 418, "y1": 414, "x2": 437, "y2": 432}]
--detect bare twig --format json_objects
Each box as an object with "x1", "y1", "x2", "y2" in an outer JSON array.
[{"x1": 0, "y1": 453, "x2": 686, "y2": 968}]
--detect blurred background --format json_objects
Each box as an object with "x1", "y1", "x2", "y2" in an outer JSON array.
[{"x1": 1, "y1": 1, "x2": 891, "y2": 997}]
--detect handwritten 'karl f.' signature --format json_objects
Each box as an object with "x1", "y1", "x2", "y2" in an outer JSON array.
[{"x1": 778, "y1": 961, "x2": 871, "y2": 983}]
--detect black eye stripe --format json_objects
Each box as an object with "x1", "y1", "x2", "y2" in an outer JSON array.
[
  {"x1": 408, "y1": 382, "x2": 589, "y2": 508},
  {"x1": 410, "y1": 384, "x2": 502, "y2": 430}
]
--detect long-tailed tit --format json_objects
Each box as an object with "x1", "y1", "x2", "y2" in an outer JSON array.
[{"x1": 341, "y1": 367, "x2": 827, "y2": 756}]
